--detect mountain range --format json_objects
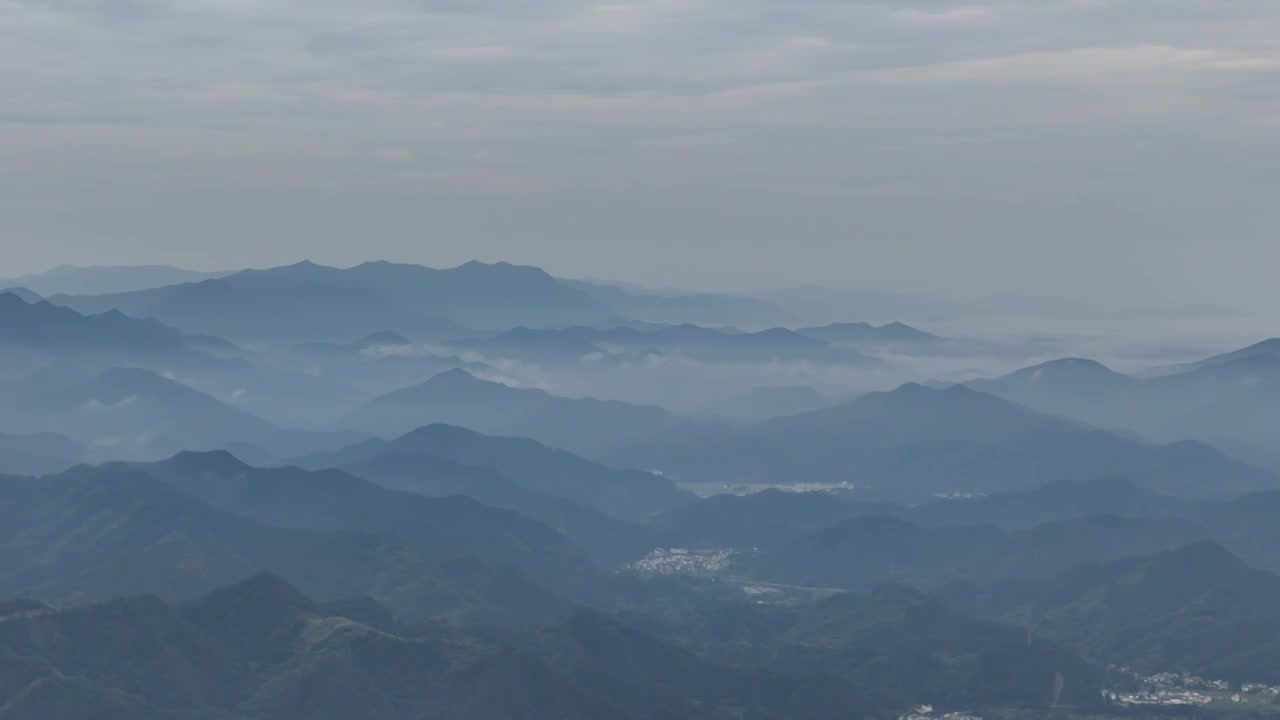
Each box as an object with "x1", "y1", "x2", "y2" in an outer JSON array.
[
  {"x1": 795, "y1": 321, "x2": 942, "y2": 346},
  {"x1": 297, "y1": 423, "x2": 693, "y2": 523},
  {"x1": 450, "y1": 323, "x2": 881, "y2": 365},
  {"x1": 343, "y1": 369, "x2": 689, "y2": 459},
  {"x1": 0, "y1": 367, "x2": 280, "y2": 457},
  {"x1": 968, "y1": 341, "x2": 1280, "y2": 469},
  {"x1": 949, "y1": 542, "x2": 1280, "y2": 684},
  {"x1": 0, "y1": 264, "x2": 231, "y2": 296},
  {"x1": 564, "y1": 279, "x2": 796, "y2": 327},
  {"x1": 0, "y1": 573, "x2": 855, "y2": 720},
  {"x1": 0, "y1": 431, "x2": 86, "y2": 476},
  {"x1": 609, "y1": 382, "x2": 1277, "y2": 500},
  {"x1": 0, "y1": 569, "x2": 1111, "y2": 719},
  {"x1": 49, "y1": 261, "x2": 619, "y2": 342},
  {"x1": 0, "y1": 291, "x2": 229, "y2": 354}
]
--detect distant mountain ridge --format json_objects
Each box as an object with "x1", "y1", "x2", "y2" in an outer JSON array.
[
  {"x1": 0, "y1": 291, "x2": 230, "y2": 352},
  {"x1": 0, "y1": 431, "x2": 85, "y2": 476},
  {"x1": 563, "y1": 278, "x2": 796, "y2": 327},
  {"x1": 0, "y1": 264, "x2": 231, "y2": 296},
  {"x1": 451, "y1": 322, "x2": 879, "y2": 365},
  {"x1": 0, "y1": 367, "x2": 279, "y2": 456},
  {"x1": 968, "y1": 343, "x2": 1280, "y2": 469},
  {"x1": 344, "y1": 369, "x2": 690, "y2": 458},
  {"x1": 795, "y1": 321, "x2": 942, "y2": 345},
  {"x1": 130, "y1": 450, "x2": 593, "y2": 581},
  {"x1": 608, "y1": 382, "x2": 1277, "y2": 499},
  {"x1": 745, "y1": 512, "x2": 1210, "y2": 591},
  {"x1": 951, "y1": 542, "x2": 1280, "y2": 684},
  {"x1": 50, "y1": 260, "x2": 618, "y2": 342},
  {"x1": 299, "y1": 423, "x2": 693, "y2": 522}
]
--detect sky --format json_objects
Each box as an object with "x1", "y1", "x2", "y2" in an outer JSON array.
[{"x1": 3, "y1": 0, "x2": 1280, "y2": 308}]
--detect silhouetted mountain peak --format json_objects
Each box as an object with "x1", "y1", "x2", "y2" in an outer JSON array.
[
  {"x1": 454, "y1": 259, "x2": 551, "y2": 281},
  {"x1": 1006, "y1": 357, "x2": 1132, "y2": 382},
  {"x1": 890, "y1": 381, "x2": 929, "y2": 395},
  {"x1": 161, "y1": 449, "x2": 253, "y2": 475},
  {"x1": 828, "y1": 322, "x2": 874, "y2": 331},
  {"x1": 878, "y1": 321, "x2": 939, "y2": 341},
  {"x1": 0, "y1": 292, "x2": 29, "y2": 311},
  {"x1": 1032, "y1": 357, "x2": 1110, "y2": 371},
  {"x1": 0, "y1": 288, "x2": 41, "y2": 304},
  {"x1": 396, "y1": 422, "x2": 488, "y2": 445}
]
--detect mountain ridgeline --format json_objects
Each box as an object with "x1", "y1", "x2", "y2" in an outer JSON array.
[{"x1": 4, "y1": 259, "x2": 1280, "y2": 719}]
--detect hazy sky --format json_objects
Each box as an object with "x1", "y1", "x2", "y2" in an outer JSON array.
[{"x1": 4, "y1": 0, "x2": 1280, "y2": 307}]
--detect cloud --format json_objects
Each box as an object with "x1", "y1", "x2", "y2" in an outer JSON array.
[
  {"x1": 83, "y1": 395, "x2": 140, "y2": 411},
  {"x1": 433, "y1": 45, "x2": 517, "y2": 61},
  {"x1": 6, "y1": 0, "x2": 1280, "y2": 308},
  {"x1": 866, "y1": 45, "x2": 1280, "y2": 84}
]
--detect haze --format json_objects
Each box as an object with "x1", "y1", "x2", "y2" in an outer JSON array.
[{"x1": 5, "y1": 0, "x2": 1280, "y2": 308}]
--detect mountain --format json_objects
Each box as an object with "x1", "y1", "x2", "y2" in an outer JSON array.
[
  {"x1": 0, "y1": 292, "x2": 230, "y2": 353},
  {"x1": 298, "y1": 423, "x2": 694, "y2": 522},
  {"x1": 973, "y1": 351, "x2": 1280, "y2": 469},
  {"x1": 1143, "y1": 354, "x2": 1280, "y2": 468},
  {"x1": 953, "y1": 542, "x2": 1280, "y2": 684},
  {"x1": 746, "y1": 513, "x2": 1210, "y2": 591},
  {"x1": 130, "y1": 451, "x2": 594, "y2": 582},
  {"x1": 609, "y1": 383, "x2": 1277, "y2": 500},
  {"x1": 753, "y1": 287, "x2": 1097, "y2": 324},
  {"x1": 624, "y1": 583, "x2": 1106, "y2": 714},
  {"x1": 703, "y1": 385, "x2": 836, "y2": 421},
  {"x1": 0, "y1": 462, "x2": 585, "y2": 627},
  {"x1": 52, "y1": 260, "x2": 616, "y2": 342},
  {"x1": 343, "y1": 369, "x2": 686, "y2": 458},
  {"x1": 451, "y1": 323, "x2": 876, "y2": 365},
  {"x1": 905, "y1": 477, "x2": 1195, "y2": 532},
  {"x1": 0, "y1": 573, "x2": 917, "y2": 720},
  {"x1": 0, "y1": 431, "x2": 85, "y2": 476},
  {"x1": 0, "y1": 464, "x2": 1111, "y2": 717},
  {"x1": 1144, "y1": 337, "x2": 1280, "y2": 377},
  {"x1": 1198, "y1": 490, "x2": 1280, "y2": 575},
  {"x1": 796, "y1": 321, "x2": 942, "y2": 346},
  {"x1": 0, "y1": 287, "x2": 41, "y2": 304},
  {"x1": 448, "y1": 325, "x2": 642, "y2": 363},
  {"x1": 639, "y1": 324, "x2": 874, "y2": 363},
  {"x1": 337, "y1": 260, "x2": 616, "y2": 330},
  {"x1": 52, "y1": 265, "x2": 460, "y2": 344},
  {"x1": 0, "y1": 367, "x2": 280, "y2": 456},
  {"x1": 966, "y1": 358, "x2": 1141, "y2": 428},
  {"x1": 563, "y1": 279, "x2": 796, "y2": 327},
  {"x1": 0, "y1": 363, "x2": 281, "y2": 453},
  {"x1": 339, "y1": 452, "x2": 658, "y2": 566},
  {"x1": 0, "y1": 264, "x2": 230, "y2": 296},
  {"x1": 647, "y1": 489, "x2": 863, "y2": 550},
  {"x1": 289, "y1": 330, "x2": 414, "y2": 357}
]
